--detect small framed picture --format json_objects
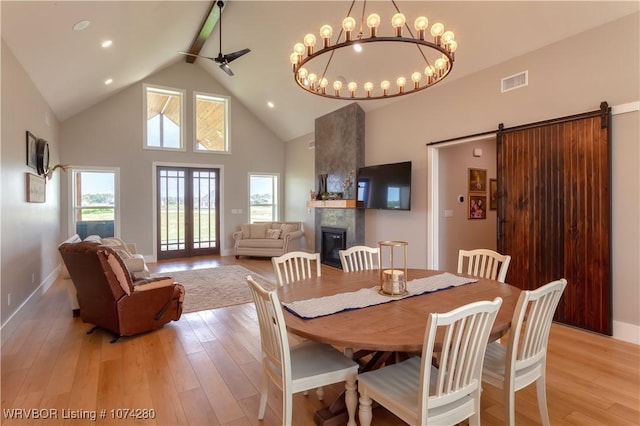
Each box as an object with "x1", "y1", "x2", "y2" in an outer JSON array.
[
  {"x1": 468, "y1": 168, "x2": 487, "y2": 192},
  {"x1": 26, "y1": 131, "x2": 37, "y2": 169},
  {"x1": 26, "y1": 173, "x2": 46, "y2": 203},
  {"x1": 468, "y1": 194, "x2": 487, "y2": 219},
  {"x1": 489, "y1": 178, "x2": 497, "y2": 210}
]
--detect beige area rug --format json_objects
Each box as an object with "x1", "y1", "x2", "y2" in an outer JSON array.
[{"x1": 154, "y1": 265, "x2": 275, "y2": 313}]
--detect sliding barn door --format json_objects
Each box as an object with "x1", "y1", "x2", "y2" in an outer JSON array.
[{"x1": 497, "y1": 103, "x2": 611, "y2": 335}]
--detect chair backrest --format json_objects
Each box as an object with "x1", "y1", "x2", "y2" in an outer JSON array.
[
  {"x1": 339, "y1": 245, "x2": 379, "y2": 272},
  {"x1": 58, "y1": 241, "x2": 132, "y2": 333},
  {"x1": 246, "y1": 276, "x2": 291, "y2": 391},
  {"x1": 271, "y1": 251, "x2": 321, "y2": 286},
  {"x1": 507, "y1": 279, "x2": 567, "y2": 376},
  {"x1": 457, "y1": 248, "x2": 512, "y2": 283},
  {"x1": 418, "y1": 297, "x2": 503, "y2": 422}
]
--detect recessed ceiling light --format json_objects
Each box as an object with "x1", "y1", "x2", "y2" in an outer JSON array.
[
  {"x1": 104, "y1": 78, "x2": 113, "y2": 85},
  {"x1": 267, "y1": 101, "x2": 275, "y2": 108},
  {"x1": 73, "y1": 20, "x2": 90, "y2": 31},
  {"x1": 101, "y1": 40, "x2": 113, "y2": 48}
]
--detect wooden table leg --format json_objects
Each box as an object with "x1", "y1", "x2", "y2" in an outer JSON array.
[{"x1": 313, "y1": 351, "x2": 395, "y2": 426}]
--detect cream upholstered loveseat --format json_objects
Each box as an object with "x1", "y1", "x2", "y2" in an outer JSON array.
[{"x1": 232, "y1": 221, "x2": 304, "y2": 259}]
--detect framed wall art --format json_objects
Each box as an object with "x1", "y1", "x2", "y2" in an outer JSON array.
[
  {"x1": 468, "y1": 194, "x2": 487, "y2": 219},
  {"x1": 27, "y1": 173, "x2": 46, "y2": 203},
  {"x1": 468, "y1": 168, "x2": 487, "y2": 192},
  {"x1": 489, "y1": 178, "x2": 497, "y2": 210},
  {"x1": 26, "y1": 131, "x2": 37, "y2": 169}
]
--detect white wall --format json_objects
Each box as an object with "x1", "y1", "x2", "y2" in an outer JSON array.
[{"x1": 1, "y1": 40, "x2": 61, "y2": 327}]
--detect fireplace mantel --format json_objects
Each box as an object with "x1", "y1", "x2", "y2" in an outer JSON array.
[{"x1": 307, "y1": 200, "x2": 356, "y2": 209}]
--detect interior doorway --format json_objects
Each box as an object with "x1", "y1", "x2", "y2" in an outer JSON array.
[{"x1": 156, "y1": 166, "x2": 220, "y2": 259}]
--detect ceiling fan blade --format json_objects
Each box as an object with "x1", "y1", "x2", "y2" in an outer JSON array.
[
  {"x1": 219, "y1": 62, "x2": 234, "y2": 76},
  {"x1": 224, "y1": 48, "x2": 251, "y2": 63},
  {"x1": 178, "y1": 51, "x2": 216, "y2": 61}
]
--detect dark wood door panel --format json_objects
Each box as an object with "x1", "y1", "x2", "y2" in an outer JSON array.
[{"x1": 498, "y1": 106, "x2": 611, "y2": 335}]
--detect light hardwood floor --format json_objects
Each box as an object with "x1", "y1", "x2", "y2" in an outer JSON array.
[{"x1": 2, "y1": 255, "x2": 638, "y2": 425}]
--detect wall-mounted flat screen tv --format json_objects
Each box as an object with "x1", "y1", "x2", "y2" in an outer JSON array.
[{"x1": 356, "y1": 161, "x2": 412, "y2": 210}]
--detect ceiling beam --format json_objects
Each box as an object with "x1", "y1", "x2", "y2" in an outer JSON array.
[{"x1": 185, "y1": 1, "x2": 220, "y2": 64}]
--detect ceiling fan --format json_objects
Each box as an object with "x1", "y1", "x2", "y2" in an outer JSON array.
[{"x1": 179, "y1": 0, "x2": 250, "y2": 76}]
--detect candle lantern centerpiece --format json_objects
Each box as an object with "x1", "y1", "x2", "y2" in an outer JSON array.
[{"x1": 378, "y1": 240, "x2": 408, "y2": 297}]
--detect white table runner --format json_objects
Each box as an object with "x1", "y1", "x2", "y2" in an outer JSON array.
[{"x1": 283, "y1": 272, "x2": 478, "y2": 319}]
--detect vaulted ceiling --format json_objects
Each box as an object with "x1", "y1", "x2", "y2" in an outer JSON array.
[{"x1": 2, "y1": 1, "x2": 638, "y2": 141}]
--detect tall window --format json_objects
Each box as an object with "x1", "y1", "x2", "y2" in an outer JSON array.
[
  {"x1": 194, "y1": 92, "x2": 230, "y2": 153},
  {"x1": 144, "y1": 84, "x2": 185, "y2": 150},
  {"x1": 249, "y1": 174, "x2": 278, "y2": 222},
  {"x1": 69, "y1": 168, "x2": 119, "y2": 239}
]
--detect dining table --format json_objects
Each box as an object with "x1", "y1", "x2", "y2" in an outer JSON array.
[{"x1": 276, "y1": 268, "x2": 522, "y2": 426}]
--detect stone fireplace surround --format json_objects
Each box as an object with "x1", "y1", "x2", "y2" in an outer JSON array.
[{"x1": 313, "y1": 103, "x2": 365, "y2": 265}]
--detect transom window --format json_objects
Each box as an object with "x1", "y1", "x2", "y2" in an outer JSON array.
[
  {"x1": 194, "y1": 92, "x2": 230, "y2": 153},
  {"x1": 144, "y1": 84, "x2": 185, "y2": 151}
]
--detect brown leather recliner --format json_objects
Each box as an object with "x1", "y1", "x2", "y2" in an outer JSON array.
[{"x1": 59, "y1": 241, "x2": 184, "y2": 341}]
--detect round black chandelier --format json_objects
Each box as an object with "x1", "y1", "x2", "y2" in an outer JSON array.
[{"x1": 289, "y1": 0, "x2": 458, "y2": 100}]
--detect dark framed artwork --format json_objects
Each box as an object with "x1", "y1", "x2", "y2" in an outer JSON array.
[
  {"x1": 468, "y1": 194, "x2": 487, "y2": 219},
  {"x1": 26, "y1": 131, "x2": 37, "y2": 169},
  {"x1": 489, "y1": 178, "x2": 497, "y2": 210},
  {"x1": 468, "y1": 168, "x2": 487, "y2": 192}
]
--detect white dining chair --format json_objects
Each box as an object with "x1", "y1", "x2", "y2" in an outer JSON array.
[
  {"x1": 246, "y1": 276, "x2": 359, "y2": 426},
  {"x1": 457, "y1": 248, "x2": 512, "y2": 283},
  {"x1": 357, "y1": 297, "x2": 503, "y2": 426},
  {"x1": 482, "y1": 278, "x2": 567, "y2": 426},
  {"x1": 272, "y1": 251, "x2": 321, "y2": 287},
  {"x1": 339, "y1": 245, "x2": 379, "y2": 272}
]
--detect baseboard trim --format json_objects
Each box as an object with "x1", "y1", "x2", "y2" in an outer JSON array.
[
  {"x1": 613, "y1": 321, "x2": 640, "y2": 345},
  {"x1": 0, "y1": 267, "x2": 61, "y2": 345}
]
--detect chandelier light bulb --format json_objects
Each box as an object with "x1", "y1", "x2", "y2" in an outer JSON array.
[
  {"x1": 411, "y1": 72, "x2": 422, "y2": 89},
  {"x1": 392, "y1": 13, "x2": 406, "y2": 37},
  {"x1": 396, "y1": 77, "x2": 406, "y2": 87},
  {"x1": 353, "y1": 43, "x2": 362, "y2": 52},
  {"x1": 364, "y1": 82, "x2": 374, "y2": 97},
  {"x1": 320, "y1": 25, "x2": 333, "y2": 39},
  {"x1": 381, "y1": 80, "x2": 390, "y2": 96},
  {"x1": 289, "y1": 52, "x2": 300, "y2": 65},
  {"x1": 348, "y1": 82, "x2": 357, "y2": 97},
  {"x1": 431, "y1": 22, "x2": 445, "y2": 44},
  {"x1": 415, "y1": 16, "x2": 429, "y2": 39},
  {"x1": 446, "y1": 40, "x2": 458, "y2": 54},
  {"x1": 367, "y1": 13, "x2": 381, "y2": 37},
  {"x1": 294, "y1": 43, "x2": 305, "y2": 55},
  {"x1": 307, "y1": 73, "x2": 318, "y2": 89},
  {"x1": 442, "y1": 31, "x2": 455, "y2": 45},
  {"x1": 343, "y1": 17, "x2": 356, "y2": 41},
  {"x1": 298, "y1": 67, "x2": 308, "y2": 79},
  {"x1": 303, "y1": 34, "x2": 316, "y2": 56},
  {"x1": 304, "y1": 34, "x2": 317, "y2": 47},
  {"x1": 333, "y1": 80, "x2": 343, "y2": 96},
  {"x1": 320, "y1": 24, "x2": 333, "y2": 47},
  {"x1": 425, "y1": 65, "x2": 435, "y2": 75},
  {"x1": 319, "y1": 77, "x2": 329, "y2": 94}
]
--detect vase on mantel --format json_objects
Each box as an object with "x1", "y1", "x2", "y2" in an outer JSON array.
[{"x1": 317, "y1": 174, "x2": 328, "y2": 200}]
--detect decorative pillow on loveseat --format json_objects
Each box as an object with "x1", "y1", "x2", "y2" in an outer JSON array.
[
  {"x1": 280, "y1": 223, "x2": 298, "y2": 235},
  {"x1": 266, "y1": 229, "x2": 281, "y2": 239}
]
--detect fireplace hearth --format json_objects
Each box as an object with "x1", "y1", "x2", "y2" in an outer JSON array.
[{"x1": 321, "y1": 226, "x2": 347, "y2": 268}]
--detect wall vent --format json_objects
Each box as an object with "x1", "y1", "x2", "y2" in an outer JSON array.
[
  {"x1": 308, "y1": 140, "x2": 315, "y2": 149},
  {"x1": 501, "y1": 71, "x2": 528, "y2": 93}
]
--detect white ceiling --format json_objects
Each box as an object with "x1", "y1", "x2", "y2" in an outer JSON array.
[{"x1": 2, "y1": 1, "x2": 638, "y2": 141}]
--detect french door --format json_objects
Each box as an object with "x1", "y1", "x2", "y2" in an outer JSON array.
[{"x1": 157, "y1": 166, "x2": 220, "y2": 259}]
